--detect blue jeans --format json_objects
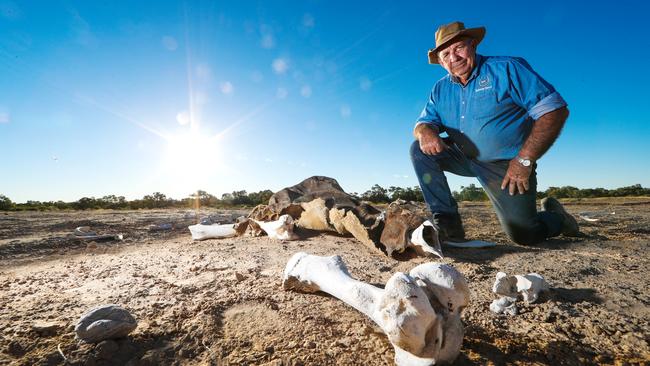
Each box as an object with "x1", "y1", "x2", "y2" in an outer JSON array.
[{"x1": 410, "y1": 140, "x2": 563, "y2": 245}]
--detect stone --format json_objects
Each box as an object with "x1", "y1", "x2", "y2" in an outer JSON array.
[{"x1": 75, "y1": 304, "x2": 137, "y2": 343}]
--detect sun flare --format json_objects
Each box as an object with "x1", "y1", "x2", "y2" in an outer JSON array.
[{"x1": 162, "y1": 130, "x2": 222, "y2": 193}]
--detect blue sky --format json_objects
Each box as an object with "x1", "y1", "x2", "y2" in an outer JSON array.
[{"x1": 1, "y1": 0, "x2": 649, "y2": 203}]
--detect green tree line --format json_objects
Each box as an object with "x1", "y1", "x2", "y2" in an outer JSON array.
[{"x1": 1, "y1": 184, "x2": 648, "y2": 211}]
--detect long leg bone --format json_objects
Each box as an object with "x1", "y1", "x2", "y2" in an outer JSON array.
[{"x1": 283, "y1": 252, "x2": 469, "y2": 365}]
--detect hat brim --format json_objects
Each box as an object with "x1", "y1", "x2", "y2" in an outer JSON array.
[{"x1": 428, "y1": 27, "x2": 486, "y2": 64}]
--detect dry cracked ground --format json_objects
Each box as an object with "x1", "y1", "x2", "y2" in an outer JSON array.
[{"x1": 0, "y1": 198, "x2": 648, "y2": 366}]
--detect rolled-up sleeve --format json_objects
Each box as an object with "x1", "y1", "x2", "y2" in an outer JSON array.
[
  {"x1": 414, "y1": 88, "x2": 443, "y2": 132},
  {"x1": 507, "y1": 58, "x2": 567, "y2": 120}
]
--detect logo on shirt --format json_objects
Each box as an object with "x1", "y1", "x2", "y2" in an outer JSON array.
[{"x1": 475, "y1": 76, "x2": 492, "y2": 92}]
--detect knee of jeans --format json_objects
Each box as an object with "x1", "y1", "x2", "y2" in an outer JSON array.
[
  {"x1": 409, "y1": 140, "x2": 422, "y2": 160},
  {"x1": 504, "y1": 223, "x2": 542, "y2": 246}
]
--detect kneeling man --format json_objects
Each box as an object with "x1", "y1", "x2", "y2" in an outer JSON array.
[{"x1": 411, "y1": 21, "x2": 579, "y2": 245}]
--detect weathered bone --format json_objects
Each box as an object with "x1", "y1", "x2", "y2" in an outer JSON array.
[
  {"x1": 283, "y1": 252, "x2": 468, "y2": 365},
  {"x1": 188, "y1": 223, "x2": 237, "y2": 240},
  {"x1": 252, "y1": 214, "x2": 299, "y2": 240},
  {"x1": 297, "y1": 198, "x2": 333, "y2": 231},
  {"x1": 409, "y1": 221, "x2": 443, "y2": 259},
  {"x1": 492, "y1": 272, "x2": 549, "y2": 303}
]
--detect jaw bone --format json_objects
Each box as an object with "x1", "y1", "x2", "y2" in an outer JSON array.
[
  {"x1": 252, "y1": 214, "x2": 299, "y2": 240},
  {"x1": 283, "y1": 252, "x2": 469, "y2": 365}
]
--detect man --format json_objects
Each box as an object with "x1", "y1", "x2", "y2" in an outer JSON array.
[{"x1": 411, "y1": 21, "x2": 579, "y2": 245}]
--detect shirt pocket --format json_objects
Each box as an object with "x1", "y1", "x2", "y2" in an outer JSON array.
[{"x1": 470, "y1": 89, "x2": 498, "y2": 122}]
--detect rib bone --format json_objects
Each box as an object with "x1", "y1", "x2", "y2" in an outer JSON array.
[{"x1": 283, "y1": 252, "x2": 469, "y2": 365}]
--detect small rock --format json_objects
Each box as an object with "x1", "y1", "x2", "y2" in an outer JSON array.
[
  {"x1": 95, "y1": 340, "x2": 119, "y2": 360},
  {"x1": 32, "y1": 321, "x2": 61, "y2": 337},
  {"x1": 304, "y1": 341, "x2": 316, "y2": 349},
  {"x1": 234, "y1": 272, "x2": 246, "y2": 282},
  {"x1": 75, "y1": 304, "x2": 137, "y2": 343}
]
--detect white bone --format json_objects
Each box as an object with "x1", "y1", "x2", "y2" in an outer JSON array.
[
  {"x1": 252, "y1": 214, "x2": 299, "y2": 240},
  {"x1": 283, "y1": 252, "x2": 468, "y2": 365},
  {"x1": 489, "y1": 296, "x2": 518, "y2": 316},
  {"x1": 409, "y1": 220, "x2": 443, "y2": 259},
  {"x1": 188, "y1": 223, "x2": 236, "y2": 240},
  {"x1": 492, "y1": 272, "x2": 549, "y2": 303}
]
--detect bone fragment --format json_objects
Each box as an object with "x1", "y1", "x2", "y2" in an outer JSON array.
[
  {"x1": 252, "y1": 214, "x2": 299, "y2": 240},
  {"x1": 283, "y1": 252, "x2": 468, "y2": 365},
  {"x1": 72, "y1": 226, "x2": 123, "y2": 241},
  {"x1": 297, "y1": 198, "x2": 332, "y2": 231},
  {"x1": 489, "y1": 297, "x2": 518, "y2": 316},
  {"x1": 188, "y1": 223, "x2": 237, "y2": 240},
  {"x1": 328, "y1": 207, "x2": 349, "y2": 235},
  {"x1": 409, "y1": 220, "x2": 443, "y2": 259},
  {"x1": 341, "y1": 211, "x2": 377, "y2": 251},
  {"x1": 492, "y1": 272, "x2": 549, "y2": 303}
]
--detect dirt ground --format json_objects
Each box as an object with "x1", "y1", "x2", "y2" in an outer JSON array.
[{"x1": 0, "y1": 198, "x2": 648, "y2": 366}]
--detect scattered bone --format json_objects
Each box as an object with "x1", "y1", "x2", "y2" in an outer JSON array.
[
  {"x1": 380, "y1": 200, "x2": 430, "y2": 256},
  {"x1": 409, "y1": 220, "x2": 443, "y2": 259},
  {"x1": 75, "y1": 304, "x2": 137, "y2": 343},
  {"x1": 328, "y1": 207, "x2": 349, "y2": 235},
  {"x1": 252, "y1": 214, "x2": 299, "y2": 240},
  {"x1": 341, "y1": 210, "x2": 378, "y2": 251},
  {"x1": 188, "y1": 223, "x2": 237, "y2": 240},
  {"x1": 493, "y1": 272, "x2": 549, "y2": 303},
  {"x1": 72, "y1": 226, "x2": 124, "y2": 241},
  {"x1": 444, "y1": 240, "x2": 496, "y2": 248},
  {"x1": 234, "y1": 218, "x2": 264, "y2": 237},
  {"x1": 297, "y1": 198, "x2": 333, "y2": 231},
  {"x1": 489, "y1": 297, "x2": 518, "y2": 316},
  {"x1": 283, "y1": 252, "x2": 469, "y2": 365},
  {"x1": 578, "y1": 214, "x2": 600, "y2": 222}
]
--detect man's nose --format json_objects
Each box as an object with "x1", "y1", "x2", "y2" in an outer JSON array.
[{"x1": 448, "y1": 51, "x2": 459, "y2": 62}]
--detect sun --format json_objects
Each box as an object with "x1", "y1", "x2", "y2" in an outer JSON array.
[{"x1": 162, "y1": 129, "x2": 222, "y2": 193}]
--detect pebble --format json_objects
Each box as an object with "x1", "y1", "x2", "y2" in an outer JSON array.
[
  {"x1": 304, "y1": 341, "x2": 316, "y2": 349},
  {"x1": 234, "y1": 272, "x2": 246, "y2": 282}
]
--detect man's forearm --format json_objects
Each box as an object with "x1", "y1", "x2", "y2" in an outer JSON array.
[
  {"x1": 518, "y1": 107, "x2": 569, "y2": 161},
  {"x1": 414, "y1": 123, "x2": 439, "y2": 140}
]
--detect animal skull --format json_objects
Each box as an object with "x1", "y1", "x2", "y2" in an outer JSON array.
[{"x1": 282, "y1": 252, "x2": 469, "y2": 365}]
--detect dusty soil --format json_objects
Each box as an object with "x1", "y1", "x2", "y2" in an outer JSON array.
[{"x1": 0, "y1": 199, "x2": 648, "y2": 366}]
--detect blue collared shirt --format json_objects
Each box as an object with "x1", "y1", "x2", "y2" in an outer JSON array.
[{"x1": 415, "y1": 54, "x2": 567, "y2": 162}]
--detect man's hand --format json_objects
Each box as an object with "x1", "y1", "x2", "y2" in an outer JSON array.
[
  {"x1": 501, "y1": 158, "x2": 533, "y2": 195},
  {"x1": 416, "y1": 125, "x2": 448, "y2": 155}
]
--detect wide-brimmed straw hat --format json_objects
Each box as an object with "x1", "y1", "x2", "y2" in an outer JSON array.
[{"x1": 427, "y1": 21, "x2": 486, "y2": 64}]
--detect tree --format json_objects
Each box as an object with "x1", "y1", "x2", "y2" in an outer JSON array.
[
  {"x1": 453, "y1": 184, "x2": 488, "y2": 201},
  {"x1": 361, "y1": 184, "x2": 390, "y2": 203},
  {"x1": 0, "y1": 195, "x2": 14, "y2": 210}
]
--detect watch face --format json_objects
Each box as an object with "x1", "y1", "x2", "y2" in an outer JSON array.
[{"x1": 519, "y1": 157, "x2": 531, "y2": 167}]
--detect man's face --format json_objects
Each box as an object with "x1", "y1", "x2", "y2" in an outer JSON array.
[{"x1": 438, "y1": 38, "x2": 477, "y2": 81}]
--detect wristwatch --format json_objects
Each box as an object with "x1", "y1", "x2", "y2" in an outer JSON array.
[{"x1": 517, "y1": 156, "x2": 532, "y2": 167}]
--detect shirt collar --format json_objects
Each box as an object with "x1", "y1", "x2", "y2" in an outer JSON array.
[{"x1": 449, "y1": 54, "x2": 484, "y2": 85}]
